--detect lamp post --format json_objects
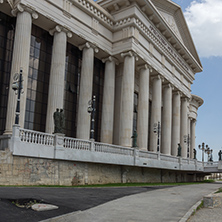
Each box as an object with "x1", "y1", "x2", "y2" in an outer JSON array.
[
  {"x1": 12, "y1": 69, "x2": 23, "y2": 125},
  {"x1": 198, "y1": 142, "x2": 208, "y2": 162},
  {"x1": 187, "y1": 134, "x2": 190, "y2": 158},
  {"x1": 88, "y1": 95, "x2": 96, "y2": 140},
  {"x1": 154, "y1": 121, "x2": 161, "y2": 153}
]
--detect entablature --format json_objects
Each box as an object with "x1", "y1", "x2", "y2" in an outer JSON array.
[{"x1": 97, "y1": 0, "x2": 202, "y2": 74}]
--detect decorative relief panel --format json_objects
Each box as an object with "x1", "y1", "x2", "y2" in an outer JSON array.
[
  {"x1": 63, "y1": 0, "x2": 72, "y2": 18},
  {"x1": 92, "y1": 18, "x2": 99, "y2": 35},
  {"x1": 159, "y1": 10, "x2": 183, "y2": 43}
]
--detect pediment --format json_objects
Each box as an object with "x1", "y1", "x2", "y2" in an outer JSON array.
[
  {"x1": 157, "y1": 9, "x2": 184, "y2": 43},
  {"x1": 150, "y1": 0, "x2": 201, "y2": 65}
]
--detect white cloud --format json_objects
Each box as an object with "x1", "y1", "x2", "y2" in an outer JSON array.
[{"x1": 184, "y1": 0, "x2": 222, "y2": 57}]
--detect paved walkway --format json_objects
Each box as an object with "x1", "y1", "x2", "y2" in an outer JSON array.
[{"x1": 42, "y1": 183, "x2": 222, "y2": 222}]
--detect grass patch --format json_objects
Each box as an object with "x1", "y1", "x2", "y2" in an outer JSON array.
[
  {"x1": 202, "y1": 179, "x2": 215, "y2": 183},
  {"x1": 0, "y1": 181, "x2": 214, "y2": 188},
  {"x1": 196, "y1": 200, "x2": 204, "y2": 211},
  {"x1": 215, "y1": 187, "x2": 222, "y2": 193}
]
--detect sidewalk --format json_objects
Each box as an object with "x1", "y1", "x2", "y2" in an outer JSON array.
[{"x1": 42, "y1": 183, "x2": 222, "y2": 222}]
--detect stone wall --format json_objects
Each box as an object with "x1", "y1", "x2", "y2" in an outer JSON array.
[{"x1": 0, "y1": 149, "x2": 201, "y2": 186}]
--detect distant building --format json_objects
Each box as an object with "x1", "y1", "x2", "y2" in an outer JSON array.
[{"x1": 0, "y1": 0, "x2": 205, "y2": 185}]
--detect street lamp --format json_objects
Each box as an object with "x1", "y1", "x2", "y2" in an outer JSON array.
[
  {"x1": 205, "y1": 147, "x2": 213, "y2": 162},
  {"x1": 198, "y1": 142, "x2": 208, "y2": 162},
  {"x1": 88, "y1": 95, "x2": 96, "y2": 140},
  {"x1": 153, "y1": 121, "x2": 161, "y2": 152},
  {"x1": 12, "y1": 69, "x2": 23, "y2": 125},
  {"x1": 187, "y1": 134, "x2": 190, "y2": 158}
]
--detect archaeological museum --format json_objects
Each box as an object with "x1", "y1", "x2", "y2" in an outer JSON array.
[{"x1": 0, "y1": 0, "x2": 210, "y2": 185}]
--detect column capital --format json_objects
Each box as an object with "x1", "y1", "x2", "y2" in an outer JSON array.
[
  {"x1": 173, "y1": 90, "x2": 182, "y2": 96},
  {"x1": 151, "y1": 74, "x2": 164, "y2": 83},
  {"x1": 163, "y1": 83, "x2": 174, "y2": 90},
  {"x1": 137, "y1": 63, "x2": 152, "y2": 72},
  {"x1": 121, "y1": 51, "x2": 139, "y2": 61},
  {"x1": 102, "y1": 56, "x2": 119, "y2": 65},
  {"x1": 11, "y1": 3, "x2": 38, "y2": 19},
  {"x1": 181, "y1": 96, "x2": 189, "y2": 102},
  {"x1": 78, "y1": 42, "x2": 99, "y2": 53},
  {"x1": 49, "y1": 25, "x2": 72, "y2": 38}
]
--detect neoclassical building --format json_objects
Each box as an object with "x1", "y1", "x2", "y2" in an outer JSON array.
[{"x1": 0, "y1": 0, "x2": 203, "y2": 160}]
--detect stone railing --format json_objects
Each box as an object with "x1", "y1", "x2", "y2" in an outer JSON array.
[
  {"x1": 19, "y1": 128, "x2": 54, "y2": 146},
  {"x1": 9, "y1": 125, "x2": 209, "y2": 172},
  {"x1": 64, "y1": 137, "x2": 91, "y2": 151},
  {"x1": 94, "y1": 142, "x2": 134, "y2": 156}
]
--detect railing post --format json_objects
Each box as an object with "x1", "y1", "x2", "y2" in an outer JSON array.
[
  {"x1": 11, "y1": 124, "x2": 20, "y2": 153},
  {"x1": 54, "y1": 133, "x2": 65, "y2": 159},
  {"x1": 90, "y1": 140, "x2": 95, "y2": 152},
  {"x1": 179, "y1": 157, "x2": 182, "y2": 170},
  {"x1": 134, "y1": 148, "x2": 139, "y2": 165}
]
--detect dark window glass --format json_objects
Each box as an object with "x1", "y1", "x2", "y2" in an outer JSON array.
[
  {"x1": 0, "y1": 12, "x2": 15, "y2": 135},
  {"x1": 24, "y1": 25, "x2": 53, "y2": 132},
  {"x1": 92, "y1": 58, "x2": 105, "y2": 142},
  {"x1": 133, "y1": 92, "x2": 138, "y2": 132},
  {"x1": 63, "y1": 44, "x2": 82, "y2": 137}
]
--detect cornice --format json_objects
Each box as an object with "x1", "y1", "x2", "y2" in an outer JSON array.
[
  {"x1": 190, "y1": 94, "x2": 204, "y2": 108},
  {"x1": 69, "y1": 0, "x2": 114, "y2": 27}
]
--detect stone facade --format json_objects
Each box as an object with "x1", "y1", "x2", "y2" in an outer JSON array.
[
  {"x1": 0, "y1": 149, "x2": 202, "y2": 185},
  {"x1": 0, "y1": 0, "x2": 205, "y2": 185}
]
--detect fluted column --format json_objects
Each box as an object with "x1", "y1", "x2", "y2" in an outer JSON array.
[
  {"x1": 149, "y1": 75, "x2": 163, "y2": 152},
  {"x1": 171, "y1": 91, "x2": 181, "y2": 156},
  {"x1": 119, "y1": 51, "x2": 136, "y2": 147},
  {"x1": 45, "y1": 26, "x2": 72, "y2": 133},
  {"x1": 77, "y1": 43, "x2": 98, "y2": 140},
  {"x1": 162, "y1": 84, "x2": 173, "y2": 155},
  {"x1": 190, "y1": 119, "x2": 196, "y2": 159},
  {"x1": 4, "y1": 5, "x2": 38, "y2": 134},
  {"x1": 100, "y1": 56, "x2": 118, "y2": 144},
  {"x1": 137, "y1": 64, "x2": 151, "y2": 150},
  {"x1": 180, "y1": 97, "x2": 188, "y2": 158}
]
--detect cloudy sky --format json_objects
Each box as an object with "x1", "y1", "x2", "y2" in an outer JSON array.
[{"x1": 172, "y1": 0, "x2": 222, "y2": 161}]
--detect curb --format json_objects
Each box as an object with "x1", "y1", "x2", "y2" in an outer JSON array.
[
  {"x1": 179, "y1": 200, "x2": 202, "y2": 222},
  {"x1": 179, "y1": 188, "x2": 220, "y2": 222}
]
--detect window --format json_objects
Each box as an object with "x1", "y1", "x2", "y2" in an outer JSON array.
[
  {"x1": 0, "y1": 12, "x2": 15, "y2": 134},
  {"x1": 24, "y1": 25, "x2": 53, "y2": 132}
]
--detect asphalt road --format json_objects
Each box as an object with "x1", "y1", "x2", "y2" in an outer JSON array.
[{"x1": 0, "y1": 186, "x2": 171, "y2": 222}]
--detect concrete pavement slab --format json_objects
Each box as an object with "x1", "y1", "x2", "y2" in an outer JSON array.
[{"x1": 42, "y1": 183, "x2": 222, "y2": 222}]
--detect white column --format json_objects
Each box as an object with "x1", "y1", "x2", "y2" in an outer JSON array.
[
  {"x1": 149, "y1": 75, "x2": 163, "y2": 152},
  {"x1": 191, "y1": 119, "x2": 196, "y2": 159},
  {"x1": 77, "y1": 43, "x2": 98, "y2": 140},
  {"x1": 5, "y1": 7, "x2": 38, "y2": 134},
  {"x1": 137, "y1": 64, "x2": 151, "y2": 150},
  {"x1": 171, "y1": 91, "x2": 181, "y2": 156},
  {"x1": 119, "y1": 51, "x2": 136, "y2": 147},
  {"x1": 45, "y1": 26, "x2": 72, "y2": 134},
  {"x1": 100, "y1": 56, "x2": 117, "y2": 144},
  {"x1": 162, "y1": 84, "x2": 173, "y2": 155},
  {"x1": 180, "y1": 97, "x2": 188, "y2": 158}
]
